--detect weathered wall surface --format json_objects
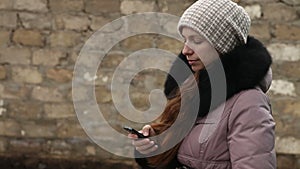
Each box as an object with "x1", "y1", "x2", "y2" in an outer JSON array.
[{"x1": 0, "y1": 0, "x2": 299, "y2": 168}]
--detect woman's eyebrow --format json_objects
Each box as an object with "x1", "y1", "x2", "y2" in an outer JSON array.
[
  {"x1": 185, "y1": 35, "x2": 204, "y2": 42},
  {"x1": 189, "y1": 35, "x2": 204, "y2": 39},
  {"x1": 182, "y1": 34, "x2": 204, "y2": 41}
]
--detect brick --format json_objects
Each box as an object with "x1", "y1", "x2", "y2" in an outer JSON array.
[
  {"x1": 33, "y1": 49, "x2": 66, "y2": 66},
  {"x1": 100, "y1": 52, "x2": 126, "y2": 69},
  {"x1": 31, "y1": 86, "x2": 65, "y2": 102},
  {"x1": 269, "y1": 79, "x2": 296, "y2": 96},
  {"x1": 0, "y1": 66, "x2": 6, "y2": 80},
  {"x1": 48, "y1": 140, "x2": 72, "y2": 155},
  {"x1": 282, "y1": 0, "x2": 300, "y2": 5},
  {"x1": 95, "y1": 86, "x2": 112, "y2": 103},
  {"x1": 70, "y1": 86, "x2": 90, "y2": 102},
  {"x1": 49, "y1": 0, "x2": 84, "y2": 12},
  {"x1": 56, "y1": 120, "x2": 86, "y2": 138},
  {"x1": 274, "y1": 24, "x2": 300, "y2": 41},
  {"x1": 242, "y1": 0, "x2": 279, "y2": 2},
  {"x1": 71, "y1": 52, "x2": 102, "y2": 72},
  {"x1": 126, "y1": 14, "x2": 162, "y2": 34},
  {"x1": 69, "y1": 50, "x2": 79, "y2": 64},
  {"x1": 95, "y1": 71, "x2": 115, "y2": 86},
  {"x1": 239, "y1": 0, "x2": 279, "y2": 8},
  {"x1": 22, "y1": 121, "x2": 56, "y2": 138},
  {"x1": 69, "y1": 141, "x2": 93, "y2": 157},
  {"x1": 99, "y1": 104, "x2": 119, "y2": 121},
  {"x1": 0, "y1": 0, "x2": 13, "y2": 9},
  {"x1": 249, "y1": 22, "x2": 270, "y2": 40},
  {"x1": 86, "y1": 146, "x2": 96, "y2": 155},
  {"x1": 0, "y1": 138, "x2": 7, "y2": 152},
  {"x1": 0, "y1": 12, "x2": 17, "y2": 28},
  {"x1": 0, "y1": 85, "x2": 4, "y2": 98},
  {"x1": 267, "y1": 43, "x2": 300, "y2": 61},
  {"x1": 277, "y1": 155, "x2": 296, "y2": 169},
  {"x1": 46, "y1": 68, "x2": 73, "y2": 83},
  {"x1": 263, "y1": 3, "x2": 298, "y2": 21},
  {"x1": 282, "y1": 101, "x2": 300, "y2": 118},
  {"x1": 44, "y1": 103, "x2": 75, "y2": 119},
  {"x1": 50, "y1": 31, "x2": 81, "y2": 48},
  {"x1": 13, "y1": 0, "x2": 48, "y2": 12},
  {"x1": 161, "y1": 18, "x2": 182, "y2": 37},
  {"x1": 244, "y1": 4, "x2": 262, "y2": 19},
  {"x1": 136, "y1": 57, "x2": 172, "y2": 76},
  {"x1": 155, "y1": 71, "x2": 168, "y2": 87},
  {"x1": 0, "y1": 84, "x2": 31, "y2": 100},
  {"x1": 296, "y1": 158, "x2": 300, "y2": 169},
  {"x1": 54, "y1": 14, "x2": 90, "y2": 30},
  {"x1": 0, "y1": 47, "x2": 31, "y2": 65},
  {"x1": 276, "y1": 137, "x2": 300, "y2": 154},
  {"x1": 158, "y1": 0, "x2": 192, "y2": 15},
  {"x1": 0, "y1": 107, "x2": 6, "y2": 117},
  {"x1": 0, "y1": 119, "x2": 21, "y2": 137},
  {"x1": 272, "y1": 98, "x2": 300, "y2": 138},
  {"x1": 120, "y1": 35, "x2": 154, "y2": 51},
  {"x1": 19, "y1": 13, "x2": 52, "y2": 30},
  {"x1": 9, "y1": 139, "x2": 43, "y2": 154},
  {"x1": 12, "y1": 67, "x2": 43, "y2": 84},
  {"x1": 272, "y1": 61, "x2": 300, "y2": 80},
  {"x1": 13, "y1": 30, "x2": 44, "y2": 47},
  {"x1": 130, "y1": 92, "x2": 151, "y2": 110},
  {"x1": 156, "y1": 36, "x2": 183, "y2": 54},
  {"x1": 120, "y1": 0, "x2": 157, "y2": 15},
  {"x1": 8, "y1": 101, "x2": 43, "y2": 119},
  {"x1": 85, "y1": 0, "x2": 120, "y2": 15},
  {"x1": 90, "y1": 16, "x2": 110, "y2": 31},
  {"x1": 0, "y1": 30, "x2": 10, "y2": 47}
]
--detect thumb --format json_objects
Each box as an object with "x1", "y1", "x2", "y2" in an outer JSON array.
[{"x1": 142, "y1": 125, "x2": 152, "y2": 136}]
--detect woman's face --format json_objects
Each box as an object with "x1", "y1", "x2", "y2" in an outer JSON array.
[{"x1": 181, "y1": 27, "x2": 219, "y2": 72}]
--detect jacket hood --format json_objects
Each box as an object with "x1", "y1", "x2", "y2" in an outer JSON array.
[{"x1": 259, "y1": 68, "x2": 272, "y2": 93}]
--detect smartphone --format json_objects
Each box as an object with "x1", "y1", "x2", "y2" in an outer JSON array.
[{"x1": 123, "y1": 126, "x2": 147, "y2": 138}]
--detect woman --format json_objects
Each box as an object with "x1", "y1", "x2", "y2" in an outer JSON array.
[{"x1": 129, "y1": 0, "x2": 276, "y2": 168}]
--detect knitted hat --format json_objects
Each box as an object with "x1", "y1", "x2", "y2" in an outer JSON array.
[{"x1": 178, "y1": 0, "x2": 251, "y2": 54}]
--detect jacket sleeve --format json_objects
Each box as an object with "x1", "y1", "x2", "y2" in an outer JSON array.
[{"x1": 227, "y1": 89, "x2": 276, "y2": 169}]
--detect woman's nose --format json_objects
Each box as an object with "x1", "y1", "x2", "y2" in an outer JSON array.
[{"x1": 182, "y1": 43, "x2": 194, "y2": 56}]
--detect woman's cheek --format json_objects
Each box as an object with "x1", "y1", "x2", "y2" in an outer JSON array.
[{"x1": 195, "y1": 47, "x2": 219, "y2": 65}]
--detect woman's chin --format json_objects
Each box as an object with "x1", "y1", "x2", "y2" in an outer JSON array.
[{"x1": 191, "y1": 65, "x2": 204, "y2": 72}]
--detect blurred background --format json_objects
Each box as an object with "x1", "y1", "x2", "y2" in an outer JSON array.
[{"x1": 0, "y1": 0, "x2": 299, "y2": 168}]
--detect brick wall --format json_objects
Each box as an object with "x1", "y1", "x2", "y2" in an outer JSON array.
[{"x1": 0, "y1": 0, "x2": 299, "y2": 168}]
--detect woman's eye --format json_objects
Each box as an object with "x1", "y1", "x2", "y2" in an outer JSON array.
[{"x1": 193, "y1": 39, "x2": 202, "y2": 44}]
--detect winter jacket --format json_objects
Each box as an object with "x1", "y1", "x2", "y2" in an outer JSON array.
[
  {"x1": 136, "y1": 36, "x2": 276, "y2": 169},
  {"x1": 177, "y1": 76, "x2": 276, "y2": 169}
]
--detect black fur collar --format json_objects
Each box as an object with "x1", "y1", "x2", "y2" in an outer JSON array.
[
  {"x1": 164, "y1": 36, "x2": 272, "y2": 117},
  {"x1": 221, "y1": 36, "x2": 272, "y2": 92}
]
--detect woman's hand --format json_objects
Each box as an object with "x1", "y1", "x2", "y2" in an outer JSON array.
[{"x1": 128, "y1": 125, "x2": 158, "y2": 154}]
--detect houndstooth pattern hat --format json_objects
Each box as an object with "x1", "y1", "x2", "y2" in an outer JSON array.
[{"x1": 178, "y1": 0, "x2": 251, "y2": 54}]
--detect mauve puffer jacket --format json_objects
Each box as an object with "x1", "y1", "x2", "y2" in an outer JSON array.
[{"x1": 177, "y1": 72, "x2": 276, "y2": 169}]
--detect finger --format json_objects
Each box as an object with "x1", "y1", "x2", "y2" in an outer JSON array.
[
  {"x1": 138, "y1": 144, "x2": 158, "y2": 155},
  {"x1": 128, "y1": 133, "x2": 138, "y2": 139},
  {"x1": 136, "y1": 140, "x2": 155, "y2": 151},
  {"x1": 132, "y1": 138, "x2": 151, "y2": 147}
]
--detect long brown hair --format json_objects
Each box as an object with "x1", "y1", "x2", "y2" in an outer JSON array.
[{"x1": 147, "y1": 71, "x2": 200, "y2": 168}]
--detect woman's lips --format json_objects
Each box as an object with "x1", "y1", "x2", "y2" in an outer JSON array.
[{"x1": 188, "y1": 59, "x2": 200, "y2": 65}]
